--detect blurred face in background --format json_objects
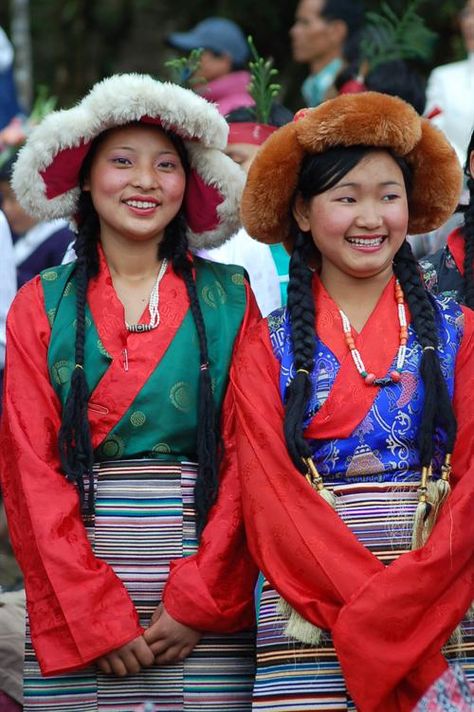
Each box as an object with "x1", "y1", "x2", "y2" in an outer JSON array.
[
  {"x1": 225, "y1": 143, "x2": 259, "y2": 174},
  {"x1": 0, "y1": 180, "x2": 37, "y2": 235},
  {"x1": 290, "y1": 0, "x2": 346, "y2": 70},
  {"x1": 460, "y1": 0, "x2": 474, "y2": 53},
  {"x1": 195, "y1": 50, "x2": 233, "y2": 81}
]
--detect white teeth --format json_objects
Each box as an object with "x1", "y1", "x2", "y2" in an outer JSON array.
[
  {"x1": 347, "y1": 237, "x2": 384, "y2": 247},
  {"x1": 125, "y1": 200, "x2": 157, "y2": 209}
]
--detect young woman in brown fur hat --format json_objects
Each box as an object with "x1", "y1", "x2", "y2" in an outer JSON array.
[{"x1": 155, "y1": 92, "x2": 474, "y2": 711}]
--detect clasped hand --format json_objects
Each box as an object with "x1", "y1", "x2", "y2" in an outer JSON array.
[{"x1": 96, "y1": 605, "x2": 201, "y2": 675}]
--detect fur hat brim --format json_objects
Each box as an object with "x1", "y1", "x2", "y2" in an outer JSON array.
[
  {"x1": 241, "y1": 92, "x2": 462, "y2": 248},
  {"x1": 12, "y1": 73, "x2": 245, "y2": 250}
]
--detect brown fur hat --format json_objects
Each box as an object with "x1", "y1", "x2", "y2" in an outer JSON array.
[{"x1": 241, "y1": 92, "x2": 462, "y2": 249}]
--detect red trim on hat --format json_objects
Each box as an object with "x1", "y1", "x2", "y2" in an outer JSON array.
[
  {"x1": 41, "y1": 142, "x2": 91, "y2": 199},
  {"x1": 228, "y1": 122, "x2": 277, "y2": 146},
  {"x1": 184, "y1": 171, "x2": 222, "y2": 233}
]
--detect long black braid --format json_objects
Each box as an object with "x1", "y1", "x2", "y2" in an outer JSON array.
[
  {"x1": 57, "y1": 192, "x2": 99, "y2": 510},
  {"x1": 393, "y1": 240, "x2": 457, "y2": 462},
  {"x1": 160, "y1": 214, "x2": 219, "y2": 537},
  {"x1": 284, "y1": 146, "x2": 457, "y2": 474},
  {"x1": 57, "y1": 128, "x2": 218, "y2": 534},
  {"x1": 284, "y1": 227, "x2": 316, "y2": 471},
  {"x1": 462, "y1": 174, "x2": 474, "y2": 309}
]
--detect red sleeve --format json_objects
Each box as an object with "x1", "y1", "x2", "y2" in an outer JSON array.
[
  {"x1": 0, "y1": 278, "x2": 143, "y2": 675},
  {"x1": 164, "y1": 313, "x2": 386, "y2": 633},
  {"x1": 163, "y1": 281, "x2": 261, "y2": 632},
  {"x1": 331, "y1": 306, "x2": 474, "y2": 711}
]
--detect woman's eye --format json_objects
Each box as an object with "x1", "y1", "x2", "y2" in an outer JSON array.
[
  {"x1": 337, "y1": 196, "x2": 356, "y2": 203},
  {"x1": 158, "y1": 160, "x2": 178, "y2": 170},
  {"x1": 382, "y1": 193, "x2": 400, "y2": 201},
  {"x1": 111, "y1": 157, "x2": 131, "y2": 166}
]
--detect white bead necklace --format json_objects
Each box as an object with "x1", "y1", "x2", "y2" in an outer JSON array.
[{"x1": 126, "y1": 258, "x2": 168, "y2": 333}]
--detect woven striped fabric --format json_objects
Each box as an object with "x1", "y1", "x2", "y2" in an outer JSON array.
[
  {"x1": 24, "y1": 460, "x2": 255, "y2": 711},
  {"x1": 253, "y1": 478, "x2": 474, "y2": 712}
]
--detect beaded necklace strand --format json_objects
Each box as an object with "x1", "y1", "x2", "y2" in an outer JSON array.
[
  {"x1": 125, "y1": 258, "x2": 168, "y2": 333},
  {"x1": 339, "y1": 279, "x2": 407, "y2": 387}
]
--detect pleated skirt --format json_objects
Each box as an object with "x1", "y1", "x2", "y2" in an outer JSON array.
[{"x1": 23, "y1": 459, "x2": 255, "y2": 711}]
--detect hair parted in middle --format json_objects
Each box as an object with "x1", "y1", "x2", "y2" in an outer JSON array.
[{"x1": 241, "y1": 91, "x2": 462, "y2": 547}]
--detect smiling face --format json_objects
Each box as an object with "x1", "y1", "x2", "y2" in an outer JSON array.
[
  {"x1": 84, "y1": 124, "x2": 186, "y2": 247},
  {"x1": 293, "y1": 150, "x2": 409, "y2": 283}
]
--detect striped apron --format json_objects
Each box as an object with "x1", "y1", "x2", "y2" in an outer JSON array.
[
  {"x1": 252, "y1": 477, "x2": 474, "y2": 711},
  {"x1": 23, "y1": 459, "x2": 255, "y2": 711}
]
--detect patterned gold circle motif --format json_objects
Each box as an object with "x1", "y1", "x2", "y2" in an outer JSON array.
[
  {"x1": 152, "y1": 442, "x2": 172, "y2": 454},
  {"x1": 231, "y1": 272, "x2": 245, "y2": 286},
  {"x1": 42, "y1": 270, "x2": 58, "y2": 281},
  {"x1": 130, "y1": 411, "x2": 146, "y2": 427},
  {"x1": 169, "y1": 381, "x2": 194, "y2": 413},
  {"x1": 201, "y1": 282, "x2": 227, "y2": 309},
  {"x1": 52, "y1": 360, "x2": 74, "y2": 385},
  {"x1": 101, "y1": 435, "x2": 125, "y2": 459}
]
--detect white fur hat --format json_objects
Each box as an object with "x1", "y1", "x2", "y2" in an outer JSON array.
[{"x1": 12, "y1": 73, "x2": 245, "y2": 249}]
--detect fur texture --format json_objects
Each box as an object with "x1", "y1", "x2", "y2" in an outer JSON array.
[
  {"x1": 12, "y1": 73, "x2": 243, "y2": 249},
  {"x1": 241, "y1": 92, "x2": 463, "y2": 248}
]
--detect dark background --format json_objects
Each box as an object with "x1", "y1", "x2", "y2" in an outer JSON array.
[{"x1": 0, "y1": 0, "x2": 468, "y2": 111}]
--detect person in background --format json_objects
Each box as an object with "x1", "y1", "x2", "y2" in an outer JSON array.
[
  {"x1": 0, "y1": 209, "x2": 15, "y2": 414},
  {"x1": 166, "y1": 17, "x2": 253, "y2": 116},
  {"x1": 198, "y1": 42, "x2": 294, "y2": 314},
  {"x1": 420, "y1": 126, "x2": 474, "y2": 307},
  {"x1": 0, "y1": 156, "x2": 73, "y2": 287},
  {"x1": 425, "y1": 0, "x2": 474, "y2": 163},
  {"x1": 290, "y1": 0, "x2": 364, "y2": 107},
  {"x1": 0, "y1": 27, "x2": 22, "y2": 130}
]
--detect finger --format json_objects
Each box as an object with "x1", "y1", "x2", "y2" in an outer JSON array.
[
  {"x1": 154, "y1": 645, "x2": 182, "y2": 665},
  {"x1": 151, "y1": 604, "x2": 163, "y2": 624},
  {"x1": 96, "y1": 657, "x2": 112, "y2": 675},
  {"x1": 149, "y1": 638, "x2": 171, "y2": 656},
  {"x1": 143, "y1": 624, "x2": 164, "y2": 645},
  {"x1": 109, "y1": 654, "x2": 128, "y2": 677},
  {"x1": 120, "y1": 651, "x2": 141, "y2": 676},
  {"x1": 134, "y1": 641, "x2": 155, "y2": 668}
]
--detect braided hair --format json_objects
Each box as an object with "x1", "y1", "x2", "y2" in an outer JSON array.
[
  {"x1": 58, "y1": 125, "x2": 218, "y2": 534},
  {"x1": 284, "y1": 146, "x2": 457, "y2": 474},
  {"x1": 461, "y1": 131, "x2": 474, "y2": 309}
]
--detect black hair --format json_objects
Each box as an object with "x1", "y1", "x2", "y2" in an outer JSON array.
[
  {"x1": 58, "y1": 125, "x2": 219, "y2": 536},
  {"x1": 225, "y1": 103, "x2": 294, "y2": 128},
  {"x1": 335, "y1": 60, "x2": 427, "y2": 116},
  {"x1": 459, "y1": 130, "x2": 474, "y2": 309},
  {"x1": 320, "y1": 0, "x2": 365, "y2": 35},
  {"x1": 284, "y1": 145, "x2": 457, "y2": 476}
]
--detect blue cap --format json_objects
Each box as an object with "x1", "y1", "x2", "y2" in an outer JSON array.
[{"x1": 167, "y1": 17, "x2": 249, "y2": 67}]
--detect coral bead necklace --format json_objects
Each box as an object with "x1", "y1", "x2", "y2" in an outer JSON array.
[{"x1": 339, "y1": 279, "x2": 408, "y2": 387}]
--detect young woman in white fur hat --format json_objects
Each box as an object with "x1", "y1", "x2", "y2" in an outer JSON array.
[{"x1": 0, "y1": 74, "x2": 258, "y2": 710}]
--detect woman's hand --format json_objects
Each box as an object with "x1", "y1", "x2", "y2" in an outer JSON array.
[
  {"x1": 144, "y1": 604, "x2": 202, "y2": 664},
  {"x1": 96, "y1": 635, "x2": 155, "y2": 676}
]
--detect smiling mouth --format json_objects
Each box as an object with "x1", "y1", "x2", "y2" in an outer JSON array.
[
  {"x1": 346, "y1": 236, "x2": 386, "y2": 247},
  {"x1": 123, "y1": 199, "x2": 159, "y2": 209}
]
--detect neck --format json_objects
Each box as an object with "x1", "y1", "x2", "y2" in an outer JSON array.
[
  {"x1": 320, "y1": 264, "x2": 394, "y2": 331},
  {"x1": 309, "y1": 51, "x2": 340, "y2": 75},
  {"x1": 100, "y1": 233, "x2": 163, "y2": 280}
]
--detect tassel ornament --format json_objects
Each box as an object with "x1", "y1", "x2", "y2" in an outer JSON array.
[
  {"x1": 436, "y1": 453, "x2": 452, "y2": 508},
  {"x1": 277, "y1": 598, "x2": 324, "y2": 646},
  {"x1": 411, "y1": 464, "x2": 433, "y2": 550},
  {"x1": 277, "y1": 456, "x2": 334, "y2": 646}
]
